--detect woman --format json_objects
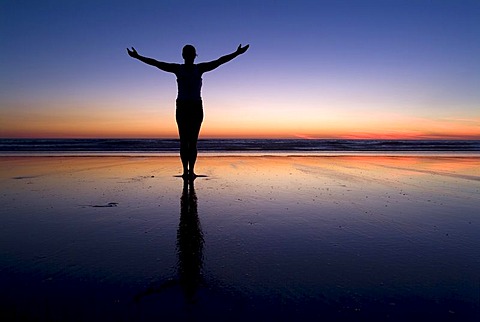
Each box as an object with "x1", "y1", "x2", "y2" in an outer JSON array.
[{"x1": 127, "y1": 44, "x2": 249, "y2": 179}]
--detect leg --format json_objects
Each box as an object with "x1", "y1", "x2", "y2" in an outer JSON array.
[
  {"x1": 176, "y1": 112, "x2": 189, "y2": 177},
  {"x1": 187, "y1": 110, "x2": 203, "y2": 178},
  {"x1": 187, "y1": 139, "x2": 198, "y2": 178},
  {"x1": 179, "y1": 140, "x2": 189, "y2": 177},
  {"x1": 176, "y1": 101, "x2": 203, "y2": 179}
]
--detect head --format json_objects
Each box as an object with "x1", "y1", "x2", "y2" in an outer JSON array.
[{"x1": 182, "y1": 45, "x2": 197, "y2": 64}]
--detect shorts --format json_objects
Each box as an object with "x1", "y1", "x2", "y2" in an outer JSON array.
[{"x1": 175, "y1": 100, "x2": 204, "y2": 140}]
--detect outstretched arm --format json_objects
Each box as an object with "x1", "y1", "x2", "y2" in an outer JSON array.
[
  {"x1": 127, "y1": 47, "x2": 178, "y2": 73},
  {"x1": 199, "y1": 44, "x2": 249, "y2": 73}
]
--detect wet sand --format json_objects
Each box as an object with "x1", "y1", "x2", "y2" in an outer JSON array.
[{"x1": 1, "y1": 155, "x2": 479, "y2": 321}]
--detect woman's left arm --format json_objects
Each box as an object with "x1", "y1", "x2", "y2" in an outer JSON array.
[{"x1": 198, "y1": 44, "x2": 249, "y2": 73}]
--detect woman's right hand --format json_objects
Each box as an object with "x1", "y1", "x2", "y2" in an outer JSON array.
[{"x1": 127, "y1": 47, "x2": 139, "y2": 58}]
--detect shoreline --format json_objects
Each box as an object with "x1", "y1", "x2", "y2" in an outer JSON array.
[{"x1": 1, "y1": 151, "x2": 480, "y2": 157}]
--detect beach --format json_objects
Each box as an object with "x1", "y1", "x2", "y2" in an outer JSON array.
[{"x1": 1, "y1": 155, "x2": 479, "y2": 321}]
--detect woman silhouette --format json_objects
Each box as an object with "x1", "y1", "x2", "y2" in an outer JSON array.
[{"x1": 127, "y1": 44, "x2": 249, "y2": 179}]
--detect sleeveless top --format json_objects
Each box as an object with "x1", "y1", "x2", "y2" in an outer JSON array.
[{"x1": 175, "y1": 65, "x2": 202, "y2": 101}]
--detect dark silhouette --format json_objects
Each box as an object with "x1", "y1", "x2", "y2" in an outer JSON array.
[
  {"x1": 127, "y1": 44, "x2": 249, "y2": 179},
  {"x1": 134, "y1": 178, "x2": 204, "y2": 304},
  {"x1": 177, "y1": 178, "x2": 203, "y2": 301}
]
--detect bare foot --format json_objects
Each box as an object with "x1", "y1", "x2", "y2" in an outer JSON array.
[{"x1": 188, "y1": 171, "x2": 197, "y2": 181}]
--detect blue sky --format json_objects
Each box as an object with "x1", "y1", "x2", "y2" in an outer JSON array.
[{"x1": 1, "y1": 0, "x2": 479, "y2": 138}]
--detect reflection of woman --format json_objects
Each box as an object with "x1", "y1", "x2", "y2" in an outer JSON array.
[
  {"x1": 127, "y1": 44, "x2": 249, "y2": 179},
  {"x1": 177, "y1": 179, "x2": 203, "y2": 301},
  {"x1": 134, "y1": 179, "x2": 204, "y2": 304}
]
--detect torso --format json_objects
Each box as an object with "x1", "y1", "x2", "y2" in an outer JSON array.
[{"x1": 175, "y1": 64, "x2": 203, "y2": 101}]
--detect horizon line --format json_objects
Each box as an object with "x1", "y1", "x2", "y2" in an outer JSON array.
[{"x1": 1, "y1": 137, "x2": 480, "y2": 141}]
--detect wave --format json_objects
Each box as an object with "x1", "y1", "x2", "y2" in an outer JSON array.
[{"x1": 1, "y1": 139, "x2": 479, "y2": 153}]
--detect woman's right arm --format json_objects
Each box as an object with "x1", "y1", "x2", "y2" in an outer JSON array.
[{"x1": 127, "y1": 47, "x2": 178, "y2": 73}]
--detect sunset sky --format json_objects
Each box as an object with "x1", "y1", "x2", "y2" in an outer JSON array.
[{"x1": 1, "y1": 0, "x2": 479, "y2": 139}]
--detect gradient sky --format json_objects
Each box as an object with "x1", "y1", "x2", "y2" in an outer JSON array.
[{"x1": 1, "y1": 0, "x2": 480, "y2": 139}]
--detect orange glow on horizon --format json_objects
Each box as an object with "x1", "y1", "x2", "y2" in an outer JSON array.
[
  {"x1": 1, "y1": 102, "x2": 479, "y2": 139},
  {"x1": 0, "y1": 124, "x2": 480, "y2": 140},
  {"x1": 2, "y1": 129, "x2": 480, "y2": 140}
]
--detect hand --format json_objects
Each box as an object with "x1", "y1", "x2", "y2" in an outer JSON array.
[
  {"x1": 236, "y1": 44, "x2": 249, "y2": 55},
  {"x1": 127, "y1": 47, "x2": 139, "y2": 58}
]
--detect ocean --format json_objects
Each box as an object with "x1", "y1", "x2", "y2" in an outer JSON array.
[{"x1": 1, "y1": 139, "x2": 479, "y2": 154}]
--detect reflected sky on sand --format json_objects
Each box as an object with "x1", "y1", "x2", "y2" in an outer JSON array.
[{"x1": 0, "y1": 156, "x2": 479, "y2": 320}]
